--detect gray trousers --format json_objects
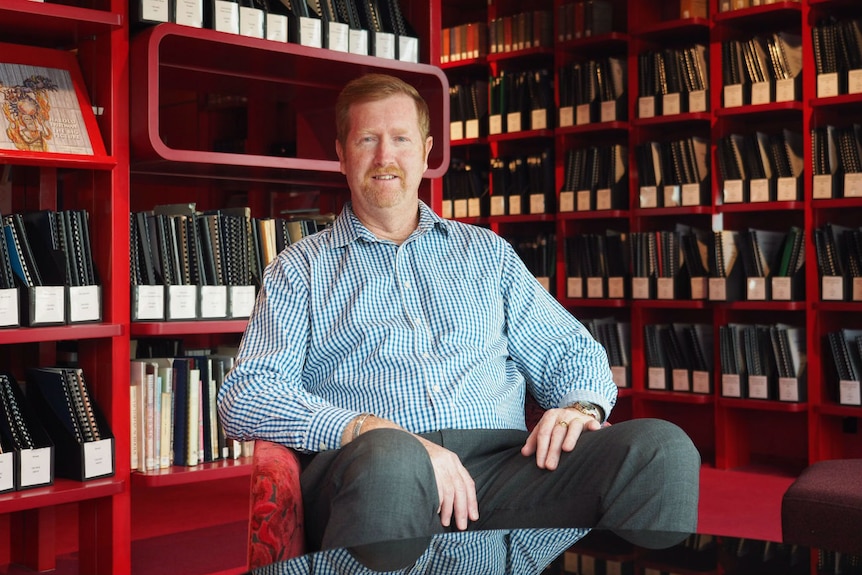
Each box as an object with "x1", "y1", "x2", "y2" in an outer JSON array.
[{"x1": 301, "y1": 418, "x2": 700, "y2": 552}]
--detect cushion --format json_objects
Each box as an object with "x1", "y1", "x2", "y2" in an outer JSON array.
[{"x1": 781, "y1": 459, "x2": 862, "y2": 554}]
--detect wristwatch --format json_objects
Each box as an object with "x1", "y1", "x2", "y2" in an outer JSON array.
[{"x1": 569, "y1": 401, "x2": 604, "y2": 423}]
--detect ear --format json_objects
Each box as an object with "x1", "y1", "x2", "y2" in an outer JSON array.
[
  {"x1": 423, "y1": 136, "x2": 433, "y2": 171},
  {"x1": 336, "y1": 140, "x2": 346, "y2": 175}
]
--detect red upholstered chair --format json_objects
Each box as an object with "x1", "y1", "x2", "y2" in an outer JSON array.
[{"x1": 247, "y1": 396, "x2": 548, "y2": 569}]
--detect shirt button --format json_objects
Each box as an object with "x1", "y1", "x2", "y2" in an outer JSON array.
[
  {"x1": 403, "y1": 280, "x2": 411, "y2": 289},
  {"x1": 319, "y1": 442, "x2": 327, "y2": 451},
  {"x1": 422, "y1": 352, "x2": 430, "y2": 359},
  {"x1": 432, "y1": 384, "x2": 441, "y2": 393}
]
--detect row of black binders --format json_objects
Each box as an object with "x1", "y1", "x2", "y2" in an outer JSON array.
[
  {"x1": 825, "y1": 328, "x2": 862, "y2": 407},
  {"x1": 559, "y1": 145, "x2": 628, "y2": 212},
  {"x1": 811, "y1": 124, "x2": 862, "y2": 200},
  {"x1": 0, "y1": 369, "x2": 115, "y2": 493},
  {"x1": 563, "y1": 226, "x2": 805, "y2": 303},
  {"x1": 135, "y1": 0, "x2": 418, "y2": 62},
  {"x1": 131, "y1": 203, "x2": 332, "y2": 321},
  {"x1": 1, "y1": 209, "x2": 101, "y2": 328},
  {"x1": 130, "y1": 352, "x2": 246, "y2": 472},
  {"x1": 636, "y1": 137, "x2": 710, "y2": 208},
  {"x1": 719, "y1": 322, "x2": 806, "y2": 403},
  {"x1": 507, "y1": 233, "x2": 555, "y2": 294},
  {"x1": 644, "y1": 323, "x2": 713, "y2": 395},
  {"x1": 814, "y1": 223, "x2": 862, "y2": 302},
  {"x1": 716, "y1": 130, "x2": 804, "y2": 204},
  {"x1": 722, "y1": 32, "x2": 803, "y2": 107},
  {"x1": 489, "y1": 69, "x2": 555, "y2": 135},
  {"x1": 558, "y1": 57, "x2": 627, "y2": 127},
  {"x1": 637, "y1": 44, "x2": 709, "y2": 118},
  {"x1": 812, "y1": 17, "x2": 862, "y2": 98}
]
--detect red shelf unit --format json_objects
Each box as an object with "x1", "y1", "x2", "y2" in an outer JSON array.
[{"x1": 131, "y1": 457, "x2": 252, "y2": 488}]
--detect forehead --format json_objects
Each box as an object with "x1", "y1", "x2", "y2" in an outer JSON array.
[{"x1": 347, "y1": 94, "x2": 418, "y2": 131}]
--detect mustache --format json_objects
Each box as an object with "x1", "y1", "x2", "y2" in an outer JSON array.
[{"x1": 367, "y1": 168, "x2": 405, "y2": 179}]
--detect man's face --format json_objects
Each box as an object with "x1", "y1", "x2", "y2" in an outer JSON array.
[{"x1": 336, "y1": 94, "x2": 433, "y2": 213}]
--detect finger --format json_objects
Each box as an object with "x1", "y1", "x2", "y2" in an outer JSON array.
[
  {"x1": 438, "y1": 485, "x2": 454, "y2": 528},
  {"x1": 452, "y1": 472, "x2": 477, "y2": 530},
  {"x1": 520, "y1": 427, "x2": 538, "y2": 457},
  {"x1": 543, "y1": 420, "x2": 571, "y2": 470}
]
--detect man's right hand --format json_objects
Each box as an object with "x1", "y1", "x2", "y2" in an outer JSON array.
[{"x1": 416, "y1": 436, "x2": 479, "y2": 531}]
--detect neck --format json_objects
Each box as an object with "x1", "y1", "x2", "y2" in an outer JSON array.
[{"x1": 352, "y1": 202, "x2": 420, "y2": 244}]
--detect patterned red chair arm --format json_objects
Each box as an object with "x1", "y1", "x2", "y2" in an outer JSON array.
[{"x1": 248, "y1": 440, "x2": 306, "y2": 569}]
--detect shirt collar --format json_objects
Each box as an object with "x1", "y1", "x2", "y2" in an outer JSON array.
[{"x1": 330, "y1": 201, "x2": 451, "y2": 248}]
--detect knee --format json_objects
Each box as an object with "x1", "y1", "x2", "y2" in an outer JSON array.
[
  {"x1": 619, "y1": 419, "x2": 701, "y2": 475},
  {"x1": 339, "y1": 429, "x2": 436, "y2": 492}
]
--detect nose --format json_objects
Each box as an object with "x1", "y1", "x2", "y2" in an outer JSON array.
[{"x1": 374, "y1": 138, "x2": 394, "y2": 165}]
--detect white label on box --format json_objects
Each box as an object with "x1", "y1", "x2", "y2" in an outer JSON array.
[
  {"x1": 777, "y1": 177, "x2": 798, "y2": 201},
  {"x1": 722, "y1": 373, "x2": 742, "y2": 397},
  {"x1": 672, "y1": 369, "x2": 690, "y2": 391},
  {"x1": 611, "y1": 366, "x2": 628, "y2": 388},
  {"x1": 69, "y1": 285, "x2": 101, "y2": 323},
  {"x1": 0, "y1": 288, "x2": 18, "y2": 327},
  {"x1": 682, "y1": 183, "x2": 701, "y2": 206},
  {"x1": 175, "y1": 0, "x2": 203, "y2": 27},
  {"x1": 747, "y1": 277, "x2": 766, "y2": 300},
  {"x1": 632, "y1": 277, "x2": 651, "y2": 299},
  {"x1": 239, "y1": 6, "x2": 264, "y2": 38},
  {"x1": 168, "y1": 285, "x2": 197, "y2": 319},
  {"x1": 854, "y1": 278, "x2": 862, "y2": 301},
  {"x1": 529, "y1": 194, "x2": 545, "y2": 214},
  {"x1": 751, "y1": 81, "x2": 771, "y2": 105},
  {"x1": 453, "y1": 199, "x2": 468, "y2": 219},
  {"x1": 142, "y1": 0, "x2": 169, "y2": 22},
  {"x1": 200, "y1": 286, "x2": 228, "y2": 318},
  {"x1": 817, "y1": 73, "x2": 839, "y2": 98},
  {"x1": 230, "y1": 285, "x2": 256, "y2": 318},
  {"x1": 776, "y1": 78, "x2": 796, "y2": 102},
  {"x1": 638, "y1": 96, "x2": 656, "y2": 119},
  {"x1": 374, "y1": 31, "x2": 396, "y2": 59},
  {"x1": 20, "y1": 447, "x2": 52, "y2": 487},
  {"x1": 465, "y1": 119, "x2": 479, "y2": 139},
  {"x1": 576, "y1": 190, "x2": 591, "y2": 211},
  {"x1": 266, "y1": 13, "x2": 288, "y2": 41},
  {"x1": 596, "y1": 189, "x2": 611, "y2": 210},
  {"x1": 490, "y1": 196, "x2": 506, "y2": 216},
  {"x1": 772, "y1": 277, "x2": 792, "y2": 301},
  {"x1": 692, "y1": 371, "x2": 710, "y2": 394},
  {"x1": 724, "y1": 179, "x2": 744, "y2": 203},
  {"x1": 300, "y1": 16, "x2": 322, "y2": 48},
  {"x1": 813, "y1": 174, "x2": 834, "y2": 199},
  {"x1": 441, "y1": 200, "x2": 453, "y2": 219},
  {"x1": 559, "y1": 191, "x2": 574, "y2": 212},
  {"x1": 33, "y1": 285, "x2": 65, "y2": 324},
  {"x1": 849, "y1": 69, "x2": 862, "y2": 94},
  {"x1": 822, "y1": 276, "x2": 844, "y2": 301},
  {"x1": 639, "y1": 186, "x2": 658, "y2": 208},
  {"x1": 213, "y1": 0, "x2": 239, "y2": 33},
  {"x1": 567, "y1": 277, "x2": 583, "y2": 299},
  {"x1": 663, "y1": 185, "x2": 681, "y2": 207},
  {"x1": 582, "y1": 555, "x2": 596, "y2": 575},
  {"x1": 531, "y1": 109, "x2": 547, "y2": 130},
  {"x1": 134, "y1": 285, "x2": 164, "y2": 320},
  {"x1": 690, "y1": 277, "x2": 707, "y2": 300},
  {"x1": 844, "y1": 172, "x2": 862, "y2": 197},
  {"x1": 84, "y1": 438, "x2": 114, "y2": 479},
  {"x1": 559, "y1": 106, "x2": 574, "y2": 127},
  {"x1": 724, "y1": 84, "x2": 744, "y2": 108},
  {"x1": 600, "y1": 100, "x2": 617, "y2": 122},
  {"x1": 839, "y1": 380, "x2": 862, "y2": 405},
  {"x1": 657, "y1": 277, "x2": 675, "y2": 299},
  {"x1": 709, "y1": 278, "x2": 727, "y2": 301},
  {"x1": 750, "y1": 179, "x2": 770, "y2": 202},
  {"x1": 489, "y1": 114, "x2": 503, "y2": 135},
  {"x1": 608, "y1": 277, "x2": 624, "y2": 298},
  {"x1": 779, "y1": 377, "x2": 800, "y2": 402},
  {"x1": 689, "y1": 90, "x2": 707, "y2": 113},
  {"x1": 648, "y1": 367, "x2": 667, "y2": 390},
  {"x1": 0, "y1": 453, "x2": 12, "y2": 492},
  {"x1": 467, "y1": 197, "x2": 482, "y2": 217},
  {"x1": 748, "y1": 374, "x2": 769, "y2": 399},
  {"x1": 348, "y1": 28, "x2": 369, "y2": 55},
  {"x1": 506, "y1": 112, "x2": 522, "y2": 132},
  {"x1": 576, "y1": 104, "x2": 591, "y2": 125},
  {"x1": 536, "y1": 277, "x2": 551, "y2": 292},
  {"x1": 450, "y1": 121, "x2": 464, "y2": 141},
  {"x1": 508, "y1": 196, "x2": 522, "y2": 215},
  {"x1": 398, "y1": 35, "x2": 419, "y2": 63},
  {"x1": 586, "y1": 277, "x2": 604, "y2": 298},
  {"x1": 662, "y1": 93, "x2": 681, "y2": 116},
  {"x1": 606, "y1": 559, "x2": 623, "y2": 575},
  {"x1": 327, "y1": 21, "x2": 350, "y2": 52}
]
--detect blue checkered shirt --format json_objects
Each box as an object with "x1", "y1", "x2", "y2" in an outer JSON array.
[{"x1": 217, "y1": 201, "x2": 616, "y2": 453}]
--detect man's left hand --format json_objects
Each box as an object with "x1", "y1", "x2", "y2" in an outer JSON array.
[{"x1": 520, "y1": 407, "x2": 602, "y2": 470}]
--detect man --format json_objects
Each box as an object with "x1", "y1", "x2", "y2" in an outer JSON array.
[{"x1": 217, "y1": 73, "x2": 700, "y2": 553}]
